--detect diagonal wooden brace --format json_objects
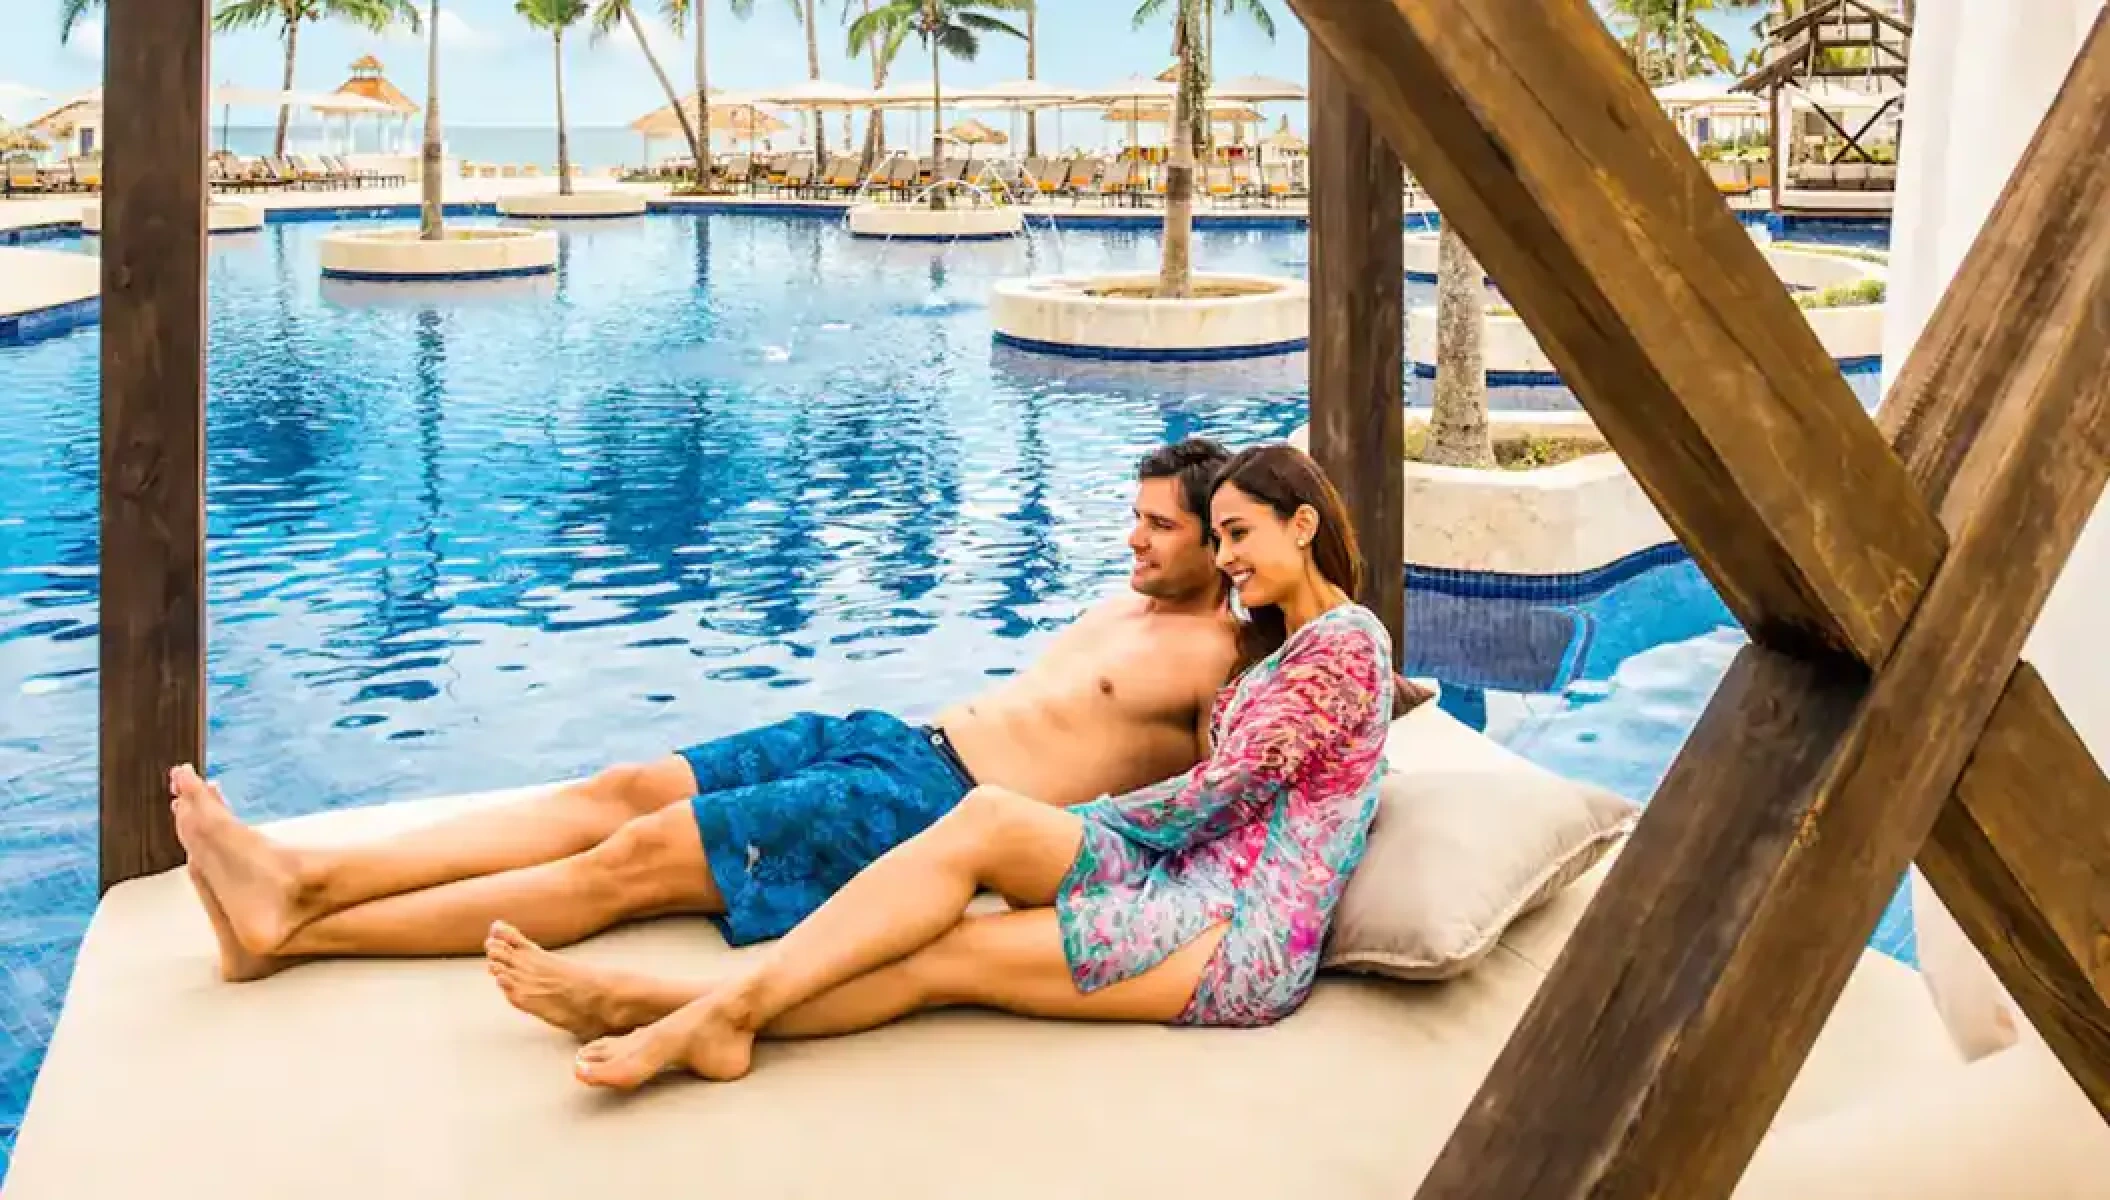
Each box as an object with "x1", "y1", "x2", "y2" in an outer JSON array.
[{"x1": 1284, "y1": 0, "x2": 2110, "y2": 1193}]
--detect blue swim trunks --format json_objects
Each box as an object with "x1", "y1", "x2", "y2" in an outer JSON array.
[{"x1": 679, "y1": 710, "x2": 976, "y2": 946}]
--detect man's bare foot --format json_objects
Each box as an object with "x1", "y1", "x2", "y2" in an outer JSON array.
[
  {"x1": 169, "y1": 764, "x2": 318, "y2": 957},
  {"x1": 186, "y1": 866, "x2": 284, "y2": 983},
  {"x1": 486, "y1": 921, "x2": 626, "y2": 1041},
  {"x1": 572, "y1": 989, "x2": 757, "y2": 1090}
]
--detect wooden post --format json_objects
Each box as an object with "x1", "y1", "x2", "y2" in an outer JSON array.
[
  {"x1": 99, "y1": 0, "x2": 209, "y2": 891},
  {"x1": 1306, "y1": 43, "x2": 1405, "y2": 663}
]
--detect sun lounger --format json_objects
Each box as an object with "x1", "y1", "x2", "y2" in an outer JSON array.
[{"x1": 17, "y1": 700, "x2": 2097, "y2": 1200}]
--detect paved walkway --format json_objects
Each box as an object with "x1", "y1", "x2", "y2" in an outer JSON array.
[{"x1": 0, "y1": 247, "x2": 96, "y2": 319}]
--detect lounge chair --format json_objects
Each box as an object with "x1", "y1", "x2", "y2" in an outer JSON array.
[
  {"x1": 6, "y1": 160, "x2": 48, "y2": 196},
  {"x1": 9, "y1": 699, "x2": 2104, "y2": 1200}
]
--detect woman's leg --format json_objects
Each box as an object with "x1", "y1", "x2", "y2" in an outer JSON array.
[
  {"x1": 170, "y1": 758, "x2": 696, "y2": 956},
  {"x1": 490, "y1": 907, "x2": 1222, "y2": 1051},
  {"x1": 564, "y1": 785, "x2": 1196, "y2": 1088}
]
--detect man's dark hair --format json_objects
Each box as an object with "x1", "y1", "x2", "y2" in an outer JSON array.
[{"x1": 1136, "y1": 437, "x2": 1233, "y2": 523}]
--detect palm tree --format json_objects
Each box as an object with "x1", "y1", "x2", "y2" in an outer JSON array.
[
  {"x1": 517, "y1": 0, "x2": 587, "y2": 197},
  {"x1": 843, "y1": 0, "x2": 911, "y2": 172},
  {"x1": 1602, "y1": 0, "x2": 1763, "y2": 81},
  {"x1": 1023, "y1": 0, "x2": 1037, "y2": 156},
  {"x1": 418, "y1": 0, "x2": 443, "y2": 239},
  {"x1": 665, "y1": 0, "x2": 779, "y2": 190},
  {"x1": 61, "y1": 0, "x2": 420, "y2": 157},
  {"x1": 848, "y1": 0, "x2": 1027, "y2": 211},
  {"x1": 1422, "y1": 227, "x2": 1493, "y2": 467},
  {"x1": 1134, "y1": 0, "x2": 1275, "y2": 154},
  {"x1": 592, "y1": 0, "x2": 705, "y2": 175}
]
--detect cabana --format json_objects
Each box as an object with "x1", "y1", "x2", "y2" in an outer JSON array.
[
  {"x1": 10, "y1": 0, "x2": 2109, "y2": 1197},
  {"x1": 1734, "y1": 0, "x2": 1913, "y2": 214}
]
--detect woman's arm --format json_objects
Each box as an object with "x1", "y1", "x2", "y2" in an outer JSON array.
[{"x1": 1088, "y1": 618, "x2": 1388, "y2": 854}]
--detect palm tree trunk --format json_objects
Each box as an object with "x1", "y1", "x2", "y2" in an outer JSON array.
[
  {"x1": 1201, "y1": 0, "x2": 1213, "y2": 156},
  {"x1": 1024, "y1": 0, "x2": 1038, "y2": 157},
  {"x1": 1674, "y1": 0, "x2": 1688, "y2": 80},
  {"x1": 804, "y1": 0, "x2": 823, "y2": 153},
  {"x1": 1156, "y1": 0, "x2": 1196, "y2": 299},
  {"x1": 694, "y1": 0, "x2": 712, "y2": 189},
  {"x1": 625, "y1": 3, "x2": 705, "y2": 169},
  {"x1": 420, "y1": 0, "x2": 444, "y2": 240},
  {"x1": 927, "y1": 15, "x2": 946, "y2": 212},
  {"x1": 860, "y1": 0, "x2": 885, "y2": 174},
  {"x1": 274, "y1": 18, "x2": 299, "y2": 158},
  {"x1": 1424, "y1": 226, "x2": 1494, "y2": 467},
  {"x1": 554, "y1": 28, "x2": 573, "y2": 196}
]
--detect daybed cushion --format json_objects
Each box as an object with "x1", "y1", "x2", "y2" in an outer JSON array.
[
  {"x1": 6, "y1": 774, "x2": 1985, "y2": 1200},
  {"x1": 1325, "y1": 703, "x2": 1639, "y2": 980}
]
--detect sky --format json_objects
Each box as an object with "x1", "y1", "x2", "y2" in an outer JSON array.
[{"x1": 0, "y1": 0, "x2": 1765, "y2": 131}]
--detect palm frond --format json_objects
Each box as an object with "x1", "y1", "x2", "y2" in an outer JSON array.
[
  {"x1": 518, "y1": 0, "x2": 588, "y2": 30},
  {"x1": 936, "y1": 21, "x2": 978, "y2": 58},
  {"x1": 955, "y1": 10, "x2": 1022, "y2": 38},
  {"x1": 588, "y1": 0, "x2": 630, "y2": 42},
  {"x1": 1225, "y1": 0, "x2": 1275, "y2": 40},
  {"x1": 845, "y1": 1, "x2": 913, "y2": 53},
  {"x1": 658, "y1": 0, "x2": 689, "y2": 35},
  {"x1": 325, "y1": 0, "x2": 422, "y2": 33},
  {"x1": 57, "y1": 0, "x2": 101, "y2": 44},
  {"x1": 1130, "y1": 0, "x2": 1171, "y2": 29},
  {"x1": 211, "y1": 0, "x2": 289, "y2": 33}
]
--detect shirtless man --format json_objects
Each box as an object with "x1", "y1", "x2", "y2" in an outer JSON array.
[{"x1": 171, "y1": 438, "x2": 1245, "y2": 981}]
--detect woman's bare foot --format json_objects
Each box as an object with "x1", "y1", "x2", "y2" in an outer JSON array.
[
  {"x1": 572, "y1": 989, "x2": 757, "y2": 1090},
  {"x1": 486, "y1": 921, "x2": 626, "y2": 1041},
  {"x1": 186, "y1": 866, "x2": 284, "y2": 983},
  {"x1": 170, "y1": 764, "x2": 318, "y2": 957}
]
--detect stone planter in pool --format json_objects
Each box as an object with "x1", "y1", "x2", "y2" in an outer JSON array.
[
  {"x1": 846, "y1": 202, "x2": 1023, "y2": 241},
  {"x1": 81, "y1": 200, "x2": 263, "y2": 236},
  {"x1": 317, "y1": 227, "x2": 558, "y2": 283},
  {"x1": 1291, "y1": 411, "x2": 1674, "y2": 577},
  {"x1": 1402, "y1": 235, "x2": 1886, "y2": 382},
  {"x1": 496, "y1": 190, "x2": 649, "y2": 220},
  {"x1": 991, "y1": 272, "x2": 1307, "y2": 360}
]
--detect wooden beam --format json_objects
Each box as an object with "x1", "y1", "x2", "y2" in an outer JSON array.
[
  {"x1": 1388, "y1": 10, "x2": 2110, "y2": 1195},
  {"x1": 99, "y1": 0, "x2": 208, "y2": 891},
  {"x1": 1284, "y1": 0, "x2": 1945, "y2": 665},
  {"x1": 1418, "y1": 224, "x2": 2110, "y2": 1196},
  {"x1": 1305, "y1": 44, "x2": 1405, "y2": 664},
  {"x1": 1920, "y1": 664, "x2": 2110, "y2": 1121}
]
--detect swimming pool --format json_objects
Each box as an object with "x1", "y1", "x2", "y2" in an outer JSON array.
[{"x1": 0, "y1": 211, "x2": 1907, "y2": 1171}]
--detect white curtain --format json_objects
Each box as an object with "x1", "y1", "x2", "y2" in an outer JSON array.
[{"x1": 1883, "y1": 0, "x2": 2109, "y2": 1061}]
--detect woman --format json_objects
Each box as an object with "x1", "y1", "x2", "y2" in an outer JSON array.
[{"x1": 486, "y1": 443, "x2": 1397, "y2": 1088}]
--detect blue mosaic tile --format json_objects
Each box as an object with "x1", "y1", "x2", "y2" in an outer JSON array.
[
  {"x1": 0, "y1": 297, "x2": 99, "y2": 346},
  {"x1": 991, "y1": 330, "x2": 1307, "y2": 361},
  {"x1": 1407, "y1": 541, "x2": 1690, "y2": 602}
]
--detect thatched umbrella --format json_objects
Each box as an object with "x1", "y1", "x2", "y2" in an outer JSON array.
[
  {"x1": 943, "y1": 117, "x2": 1006, "y2": 168},
  {"x1": 0, "y1": 120, "x2": 47, "y2": 155}
]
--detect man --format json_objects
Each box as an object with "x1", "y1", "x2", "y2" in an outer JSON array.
[{"x1": 172, "y1": 438, "x2": 1246, "y2": 981}]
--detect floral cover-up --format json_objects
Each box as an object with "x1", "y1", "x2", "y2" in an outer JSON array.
[{"x1": 1055, "y1": 603, "x2": 1392, "y2": 1026}]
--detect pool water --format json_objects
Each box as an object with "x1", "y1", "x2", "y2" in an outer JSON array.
[{"x1": 0, "y1": 212, "x2": 1907, "y2": 1172}]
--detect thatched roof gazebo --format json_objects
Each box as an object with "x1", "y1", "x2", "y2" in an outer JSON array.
[{"x1": 332, "y1": 54, "x2": 418, "y2": 114}]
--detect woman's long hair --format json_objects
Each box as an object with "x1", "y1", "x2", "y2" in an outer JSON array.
[{"x1": 1210, "y1": 444, "x2": 1365, "y2": 675}]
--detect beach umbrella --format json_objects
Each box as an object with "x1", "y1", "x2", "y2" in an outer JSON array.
[
  {"x1": 944, "y1": 117, "x2": 1006, "y2": 164},
  {"x1": 1260, "y1": 115, "x2": 1305, "y2": 152},
  {"x1": 1080, "y1": 78, "x2": 1179, "y2": 150},
  {"x1": 1210, "y1": 74, "x2": 1305, "y2": 103},
  {"x1": 949, "y1": 80, "x2": 1078, "y2": 108}
]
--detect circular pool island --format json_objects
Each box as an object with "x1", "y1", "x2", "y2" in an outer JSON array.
[
  {"x1": 317, "y1": 227, "x2": 558, "y2": 283},
  {"x1": 847, "y1": 201, "x2": 1023, "y2": 241},
  {"x1": 990, "y1": 272, "x2": 1307, "y2": 360},
  {"x1": 496, "y1": 190, "x2": 649, "y2": 220},
  {"x1": 82, "y1": 200, "x2": 263, "y2": 236}
]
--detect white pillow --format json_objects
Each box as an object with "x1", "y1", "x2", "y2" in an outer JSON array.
[{"x1": 1322, "y1": 703, "x2": 1639, "y2": 981}]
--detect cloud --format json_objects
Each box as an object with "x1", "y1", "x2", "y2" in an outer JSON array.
[
  {"x1": 66, "y1": 18, "x2": 104, "y2": 63},
  {"x1": 384, "y1": 10, "x2": 500, "y2": 51}
]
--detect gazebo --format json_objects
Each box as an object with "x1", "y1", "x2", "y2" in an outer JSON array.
[
  {"x1": 329, "y1": 54, "x2": 420, "y2": 155},
  {"x1": 1734, "y1": 0, "x2": 1913, "y2": 215}
]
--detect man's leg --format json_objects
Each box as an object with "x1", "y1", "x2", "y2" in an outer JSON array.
[{"x1": 169, "y1": 713, "x2": 844, "y2": 961}]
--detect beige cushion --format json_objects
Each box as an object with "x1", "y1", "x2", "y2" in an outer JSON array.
[{"x1": 1324, "y1": 703, "x2": 1639, "y2": 980}]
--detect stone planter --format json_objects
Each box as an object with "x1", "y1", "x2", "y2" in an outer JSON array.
[
  {"x1": 846, "y1": 202, "x2": 1023, "y2": 241},
  {"x1": 1403, "y1": 236, "x2": 1886, "y2": 381},
  {"x1": 81, "y1": 200, "x2": 263, "y2": 236},
  {"x1": 991, "y1": 271, "x2": 1307, "y2": 360},
  {"x1": 317, "y1": 227, "x2": 558, "y2": 283},
  {"x1": 1290, "y1": 411, "x2": 1674, "y2": 576},
  {"x1": 496, "y1": 190, "x2": 649, "y2": 220}
]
